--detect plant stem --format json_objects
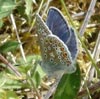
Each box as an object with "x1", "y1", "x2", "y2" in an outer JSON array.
[
  {"x1": 78, "y1": 80, "x2": 100, "y2": 98},
  {"x1": 0, "y1": 53, "x2": 21, "y2": 77},
  {"x1": 27, "y1": 72, "x2": 41, "y2": 99},
  {"x1": 60, "y1": 0, "x2": 100, "y2": 75},
  {"x1": 79, "y1": 0, "x2": 97, "y2": 36},
  {"x1": 10, "y1": 14, "x2": 27, "y2": 63}
]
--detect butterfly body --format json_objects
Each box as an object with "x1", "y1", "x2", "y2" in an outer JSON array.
[{"x1": 36, "y1": 7, "x2": 78, "y2": 76}]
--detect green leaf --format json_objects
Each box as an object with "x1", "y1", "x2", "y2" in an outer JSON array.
[
  {"x1": 25, "y1": 0, "x2": 33, "y2": 16},
  {"x1": 25, "y1": 0, "x2": 33, "y2": 23},
  {"x1": 0, "y1": 90, "x2": 19, "y2": 99},
  {"x1": 0, "y1": 19, "x2": 3, "y2": 28},
  {"x1": 33, "y1": 71, "x2": 41, "y2": 88},
  {"x1": 0, "y1": 72, "x2": 22, "y2": 89},
  {"x1": 0, "y1": 0, "x2": 16, "y2": 19},
  {"x1": 0, "y1": 41, "x2": 20, "y2": 53},
  {"x1": 53, "y1": 63, "x2": 81, "y2": 99}
]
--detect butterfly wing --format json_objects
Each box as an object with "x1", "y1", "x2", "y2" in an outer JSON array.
[
  {"x1": 46, "y1": 7, "x2": 71, "y2": 43},
  {"x1": 36, "y1": 14, "x2": 52, "y2": 58},
  {"x1": 41, "y1": 35, "x2": 76, "y2": 75},
  {"x1": 46, "y1": 7, "x2": 78, "y2": 60},
  {"x1": 36, "y1": 13, "x2": 52, "y2": 37},
  {"x1": 66, "y1": 28, "x2": 78, "y2": 60},
  {"x1": 36, "y1": 13, "x2": 76, "y2": 75}
]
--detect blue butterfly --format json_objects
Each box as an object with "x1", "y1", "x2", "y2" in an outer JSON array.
[
  {"x1": 46, "y1": 7, "x2": 78, "y2": 60},
  {"x1": 36, "y1": 7, "x2": 78, "y2": 76}
]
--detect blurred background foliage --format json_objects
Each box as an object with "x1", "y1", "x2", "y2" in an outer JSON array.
[{"x1": 0, "y1": 0, "x2": 100, "y2": 99}]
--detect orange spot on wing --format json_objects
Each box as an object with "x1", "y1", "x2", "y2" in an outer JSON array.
[
  {"x1": 62, "y1": 52, "x2": 68, "y2": 58},
  {"x1": 60, "y1": 47, "x2": 64, "y2": 51}
]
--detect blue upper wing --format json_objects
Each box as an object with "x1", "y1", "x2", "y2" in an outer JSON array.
[
  {"x1": 46, "y1": 7, "x2": 78, "y2": 60},
  {"x1": 46, "y1": 7, "x2": 71, "y2": 43},
  {"x1": 66, "y1": 28, "x2": 78, "y2": 59}
]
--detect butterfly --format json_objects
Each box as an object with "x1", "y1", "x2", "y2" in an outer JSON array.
[{"x1": 36, "y1": 7, "x2": 78, "y2": 76}]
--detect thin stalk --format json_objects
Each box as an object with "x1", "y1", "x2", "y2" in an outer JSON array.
[
  {"x1": 37, "y1": 0, "x2": 45, "y2": 14},
  {"x1": 60, "y1": 0, "x2": 100, "y2": 75},
  {"x1": 0, "y1": 53, "x2": 41, "y2": 98},
  {"x1": 29, "y1": 0, "x2": 45, "y2": 32},
  {"x1": 10, "y1": 14, "x2": 27, "y2": 63},
  {"x1": 89, "y1": 32, "x2": 100, "y2": 81},
  {"x1": 79, "y1": 0, "x2": 97, "y2": 36},
  {"x1": 78, "y1": 80, "x2": 100, "y2": 98},
  {"x1": 41, "y1": 0, "x2": 52, "y2": 18},
  {"x1": 26, "y1": 72, "x2": 41, "y2": 99},
  {"x1": 0, "y1": 53, "x2": 21, "y2": 77}
]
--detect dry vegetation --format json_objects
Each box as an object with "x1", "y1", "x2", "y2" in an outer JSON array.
[{"x1": 0, "y1": 0, "x2": 100, "y2": 99}]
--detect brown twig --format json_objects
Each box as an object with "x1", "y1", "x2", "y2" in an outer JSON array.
[
  {"x1": 0, "y1": 53, "x2": 41, "y2": 99},
  {"x1": 78, "y1": 81, "x2": 100, "y2": 98},
  {"x1": 0, "y1": 53, "x2": 21, "y2": 77}
]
